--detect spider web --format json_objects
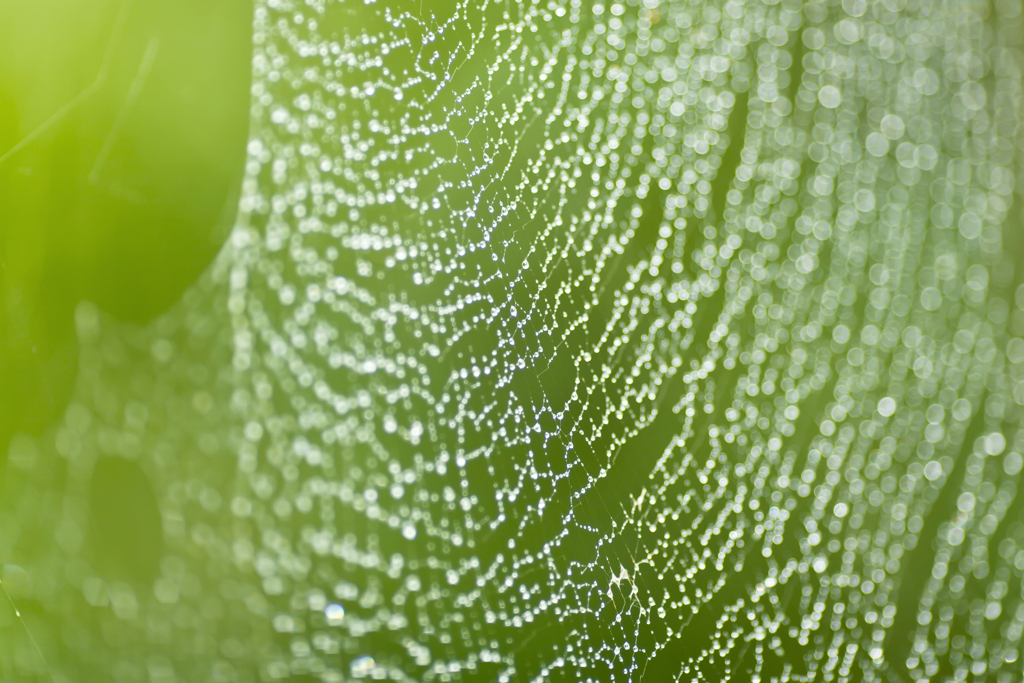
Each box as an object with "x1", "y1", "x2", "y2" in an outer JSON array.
[{"x1": 4, "y1": 0, "x2": 1024, "y2": 681}]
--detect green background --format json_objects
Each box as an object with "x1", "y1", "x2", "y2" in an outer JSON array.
[{"x1": 0, "y1": 0, "x2": 252, "y2": 457}]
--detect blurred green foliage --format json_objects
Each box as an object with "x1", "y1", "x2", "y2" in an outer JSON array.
[{"x1": 0, "y1": 0, "x2": 251, "y2": 454}]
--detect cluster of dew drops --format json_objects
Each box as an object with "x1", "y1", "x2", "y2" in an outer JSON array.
[{"x1": 5, "y1": 0, "x2": 1024, "y2": 681}]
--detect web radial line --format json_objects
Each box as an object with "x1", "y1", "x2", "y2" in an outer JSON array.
[
  {"x1": 88, "y1": 35, "x2": 160, "y2": 185},
  {"x1": 0, "y1": 577, "x2": 54, "y2": 682}
]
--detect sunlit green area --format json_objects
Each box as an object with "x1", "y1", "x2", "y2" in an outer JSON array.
[
  {"x1": 0, "y1": 0, "x2": 250, "y2": 450},
  {"x1": 1, "y1": 2, "x2": 249, "y2": 675}
]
